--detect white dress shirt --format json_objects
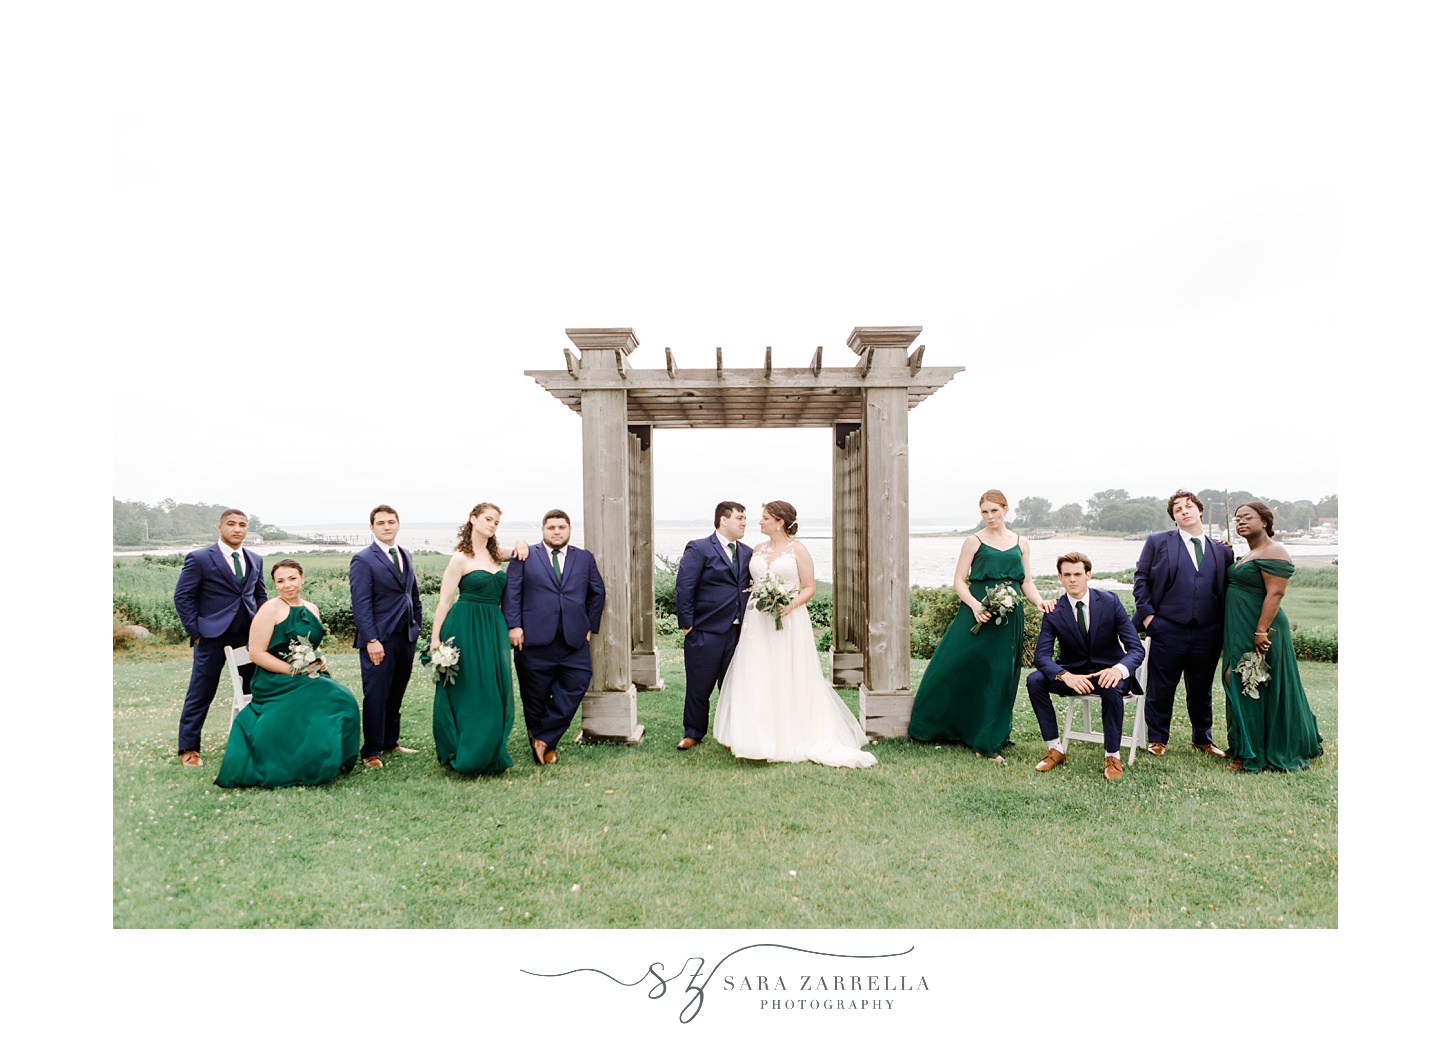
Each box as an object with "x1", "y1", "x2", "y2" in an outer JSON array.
[
  {"x1": 1178, "y1": 527, "x2": 1208, "y2": 571},
  {"x1": 375, "y1": 538, "x2": 405, "y2": 572},
  {"x1": 1067, "y1": 593, "x2": 1130, "y2": 680},
  {"x1": 218, "y1": 540, "x2": 246, "y2": 575}
]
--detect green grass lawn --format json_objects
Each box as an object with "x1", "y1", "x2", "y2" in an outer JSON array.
[{"x1": 114, "y1": 642, "x2": 1337, "y2": 929}]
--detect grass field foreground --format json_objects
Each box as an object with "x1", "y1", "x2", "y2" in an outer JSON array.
[{"x1": 114, "y1": 644, "x2": 1337, "y2": 929}]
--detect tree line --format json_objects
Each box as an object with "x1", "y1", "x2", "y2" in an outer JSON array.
[
  {"x1": 113, "y1": 498, "x2": 298, "y2": 546},
  {"x1": 1010, "y1": 490, "x2": 1337, "y2": 536}
]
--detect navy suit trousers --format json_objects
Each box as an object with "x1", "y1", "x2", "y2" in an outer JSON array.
[
  {"x1": 178, "y1": 611, "x2": 252, "y2": 754},
  {"x1": 1026, "y1": 669, "x2": 1126, "y2": 753},
  {"x1": 1141, "y1": 618, "x2": 1219, "y2": 745},
  {"x1": 514, "y1": 634, "x2": 593, "y2": 749},
  {"x1": 681, "y1": 625, "x2": 741, "y2": 740},
  {"x1": 359, "y1": 626, "x2": 415, "y2": 756}
]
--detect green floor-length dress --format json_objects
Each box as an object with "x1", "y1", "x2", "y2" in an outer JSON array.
[
  {"x1": 215, "y1": 606, "x2": 360, "y2": 789},
  {"x1": 908, "y1": 540, "x2": 1026, "y2": 756},
  {"x1": 1221, "y1": 557, "x2": 1323, "y2": 772},
  {"x1": 432, "y1": 568, "x2": 515, "y2": 774}
]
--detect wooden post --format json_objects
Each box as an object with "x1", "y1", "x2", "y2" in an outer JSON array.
[
  {"x1": 628, "y1": 423, "x2": 661, "y2": 690},
  {"x1": 847, "y1": 326, "x2": 920, "y2": 737},
  {"x1": 830, "y1": 421, "x2": 863, "y2": 688},
  {"x1": 565, "y1": 328, "x2": 643, "y2": 742}
]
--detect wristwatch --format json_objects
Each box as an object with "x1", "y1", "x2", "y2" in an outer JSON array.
[{"x1": 1055, "y1": 670, "x2": 1066, "y2": 682}]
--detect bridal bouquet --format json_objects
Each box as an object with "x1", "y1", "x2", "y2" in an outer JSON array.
[
  {"x1": 751, "y1": 570, "x2": 796, "y2": 631},
  {"x1": 971, "y1": 583, "x2": 1020, "y2": 634},
  {"x1": 285, "y1": 636, "x2": 322, "y2": 676},
  {"x1": 1233, "y1": 649, "x2": 1270, "y2": 699},
  {"x1": 431, "y1": 636, "x2": 461, "y2": 686}
]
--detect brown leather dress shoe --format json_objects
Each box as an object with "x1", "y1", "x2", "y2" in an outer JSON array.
[
  {"x1": 1034, "y1": 748, "x2": 1067, "y2": 772},
  {"x1": 179, "y1": 751, "x2": 203, "y2": 767},
  {"x1": 1226, "y1": 758, "x2": 1245, "y2": 771},
  {"x1": 531, "y1": 738, "x2": 547, "y2": 765},
  {"x1": 1147, "y1": 742, "x2": 1167, "y2": 756},
  {"x1": 388, "y1": 745, "x2": 419, "y2": 754},
  {"x1": 1192, "y1": 741, "x2": 1227, "y2": 758},
  {"x1": 677, "y1": 737, "x2": 700, "y2": 750},
  {"x1": 543, "y1": 747, "x2": 558, "y2": 764},
  {"x1": 361, "y1": 755, "x2": 384, "y2": 768},
  {"x1": 1103, "y1": 755, "x2": 1124, "y2": 780}
]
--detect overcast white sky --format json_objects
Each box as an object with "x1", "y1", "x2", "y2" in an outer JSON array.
[{"x1": 108, "y1": 3, "x2": 1336, "y2": 529}]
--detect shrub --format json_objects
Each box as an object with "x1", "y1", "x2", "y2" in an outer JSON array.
[
  {"x1": 655, "y1": 613, "x2": 685, "y2": 649},
  {"x1": 816, "y1": 627, "x2": 832, "y2": 652},
  {"x1": 807, "y1": 591, "x2": 832, "y2": 628},
  {"x1": 1291, "y1": 626, "x2": 1338, "y2": 662},
  {"x1": 1290, "y1": 566, "x2": 1338, "y2": 588}
]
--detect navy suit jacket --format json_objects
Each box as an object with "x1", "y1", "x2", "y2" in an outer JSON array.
[
  {"x1": 173, "y1": 543, "x2": 268, "y2": 641},
  {"x1": 675, "y1": 535, "x2": 753, "y2": 633},
  {"x1": 349, "y1": 543, "x2": 423, "y2": 648},
  {"x1": 502, "y1": 543, "x2": 606, "y2": 649},
  {"x1": 1034, "y1": 588, "x2": 1145, "y2": 693},
  {"x1": 1131, "y1": 529, "x2": 1234, "y2": 632}
]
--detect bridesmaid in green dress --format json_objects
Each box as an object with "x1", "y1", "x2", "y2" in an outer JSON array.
[
  {"x1": 1221, "y1": 502, "x2": 1324, "y2": 772},
  {"x1": 429, "y1": 503, "x2": 524, "y2": 775},
  {"x1": 215, "y1": 559, "x2": 360, "y2": 789},
  {"x1": 909, "y1": 490, "x2": 1052, "y2": 760}
]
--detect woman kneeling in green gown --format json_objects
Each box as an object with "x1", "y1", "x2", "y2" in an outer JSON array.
[{"x1": 215, "y1": 558, "x2": 361, "y2": 788}]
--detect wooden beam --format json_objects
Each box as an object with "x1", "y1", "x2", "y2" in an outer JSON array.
[
  {"x1": 810, "y1": 345, "x2": 823, "y2": 376},
  {"x1": 525, "y1": 366, "x2": 963, "y2": 392},
  {"x1": 563, "y1": 348, "x2": 579, "y2": 378},
  {"x1": 764, "y1": 345, "x2": 772, "y2": 379},
  {"x1": 615, "y1": 348, "x2": 628, "y2": 380},
  {"x1": 858, "y1": 347, "x2": 874, "y2": 376},
  {"x1": 907, "y1": 344, "x2": 925, "y2": 374},
  {"x1": 664, "y1": 347, "x2": 677, "y2": 378},
  {"x1": 716, "y1": 347, "x2": 723, "y2": 378}
]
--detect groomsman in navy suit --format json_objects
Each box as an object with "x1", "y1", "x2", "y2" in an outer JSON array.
[
  {"x1": 173, "y1": 508, "x2": 268, "y2": 766},
  {"x1": 1132, "y1": 489, "x2": 1235, "y2": 758},
  {"x1": 673, "y1": 501, "x2": 753, "y2": 750},
  {"x1": 350, "y1": 505, "x2": 424, "y2": 768},
  {"x1": 503, "y1": 509, "x2": 606, "y2": 765},
  {"x1": 1026, "y1": 553, "x2": 1144, "y2": 780}
]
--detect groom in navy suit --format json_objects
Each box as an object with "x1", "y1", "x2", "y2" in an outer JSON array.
[
  {"x1": 1026, "y1": 553, "x2": 1144, "y2": 779},
  {"x1": 350, "y1": 504, "x2": 424, "y2": 768},
  {"x1": 1132, "y1": 489, "x2": 1235, "y2": 758},
  {"x1": 503, "y1": 509, "x2": 606, "y2": 765},
  {"x1": 173, "y1": 508, "x2": 268, "y2": 766},
  {"x1": 673, "y1": 501, "x2": 752, "y2": 750}
]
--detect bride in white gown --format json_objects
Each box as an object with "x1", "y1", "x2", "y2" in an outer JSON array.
[{"x1": 713, "y1": 501, "x2": 877, "y2": 769}]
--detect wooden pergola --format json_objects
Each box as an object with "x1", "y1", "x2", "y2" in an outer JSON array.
[{"x1": 526, "y1": 326, "x2": 962, "y2": 740}]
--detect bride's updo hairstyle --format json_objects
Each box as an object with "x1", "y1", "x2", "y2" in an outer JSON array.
[
  {"x1": 456, "y1": 501, "x2": 503, "y2": 563},
  {"x1": 763, "y1": 500, "x2": 799, "y2": 537},
  {"x1": 979, "y1": 489, "x2": 1009, "y2": 511}
]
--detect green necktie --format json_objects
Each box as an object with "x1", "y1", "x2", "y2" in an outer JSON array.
[
  {"x1": 1076, "y1": 600, "x2": 1088, "y2": 639},
  {"x1": 231, "y1": 551, "x2": 243, "y2": 582},
  {"x1": 389, "y1": 546, "x2": 402, "y2": 575},
  {"x1": 1191, "y1": 537, "x2": 1203, "y2": 567},
  {"x1": 552, "y1": 549, "x2": 562, "y2": 580},
  {"x1": 730, "y1": 541, "x2": 738, "y2": 573}
]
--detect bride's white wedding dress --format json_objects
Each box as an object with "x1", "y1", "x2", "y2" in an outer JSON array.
[{"x1": 713, "y1": 545, "x2": 877, "y2": 768}]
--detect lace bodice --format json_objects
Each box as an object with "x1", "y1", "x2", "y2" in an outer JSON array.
[{"x1": 749, "y1": 543, "x2": 801, "y2": 587}]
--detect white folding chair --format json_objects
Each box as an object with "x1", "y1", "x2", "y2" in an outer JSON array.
[
  {"x1": 224, "y1": 645, "x2": 253, "y2": 723},
  {"x1": 1061, "y1": 636, "x2": 1150, "y2": 766}
]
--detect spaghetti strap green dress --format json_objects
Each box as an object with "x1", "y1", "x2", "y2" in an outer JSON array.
[
  {"x1": 908, "y1": 539, "x2": 1026, "y2": 756},
  {"x1": 215, "y1": 605, "x2": 360, "y2": 789},
  {"x1": 1221, "y1": 557, "x2": 1323, "y2": 772},
  {"x1": 432, "y1": 568, "x2": 514, "y2": 774}
]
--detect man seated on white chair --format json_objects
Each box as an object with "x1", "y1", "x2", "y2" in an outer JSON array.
[{"x1": 1026, "y1": 552, "x2": 1145, "y2": 780}]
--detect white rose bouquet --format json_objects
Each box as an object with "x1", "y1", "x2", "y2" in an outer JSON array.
[
  {"x1": 285, "y1": 636, "x2": 322, "y2": 676},
  {"x1": 1233, "y1": 649, "x2": 1270, "y2": 700},
  {"x1": 971, "y1": 582, "x2": 1020, "y2": 634},
  {"x1": 750, "y1": 569, "x2": 797, "y2": 631},
  {"x1": 431, "y1": 636, "x2": 462, "y2": 686}
]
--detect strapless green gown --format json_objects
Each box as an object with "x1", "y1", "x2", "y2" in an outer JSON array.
[
  {"x1": 908, "y1": 540, "x2": 1026, "y2": 756},
  {"x1": 215, "y1": 606, "x2": 360, "y2": 788},
  {"x1": 433, "y1": 568, "x2": 514, "y2": 774},
  {"x1": 1221, "y1": 558, "x2": 1323, "y2": 772}
]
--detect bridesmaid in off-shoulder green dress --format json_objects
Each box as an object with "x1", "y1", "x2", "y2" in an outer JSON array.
[
  {"x1": 909, "y1": 491, "x2": 1051, "y2": 759},
  {"x1": 215, "y1": 559, "x2": 360, "y2": 789},
  {"x1": 1220, "y1": 502, "x2": 1323, "y2": 772},
  {"x1": 429, "y1": 503, "x2": 523, "y2": 775}
]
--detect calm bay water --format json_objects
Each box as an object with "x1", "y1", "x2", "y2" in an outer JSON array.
[{"x1": 118, "y1": 521, "x2": 1338, "y2": 588}]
